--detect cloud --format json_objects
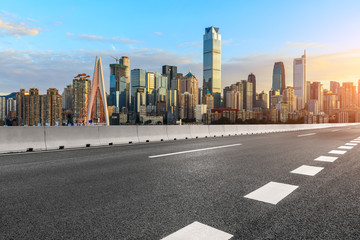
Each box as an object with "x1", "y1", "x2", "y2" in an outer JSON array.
[
  {"x1": 0, "y1": 10, "x2": 41, "y2": 37},
  {"x1": 177, "y1": 41, "x2": 201, "y2": 48},
  {"x1": 285, "y1": 42, "x2": 333, "y2": 49},
  {"x1": 222, "y1": 38, "x2": 233, "y2": 46},
  {"x1": 54, "y1": 21, "x2": 63, "y2": 26},
  {"x1": 67, "y1": 32, "x2": 142, "y2": 44},
  {"x1": 154, "y1": 32, "x2": 163, "y2": 36}
]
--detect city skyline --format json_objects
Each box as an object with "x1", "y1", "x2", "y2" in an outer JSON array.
[{"x1": 1, "y1": 0, "x2": 360, "y2": 94}]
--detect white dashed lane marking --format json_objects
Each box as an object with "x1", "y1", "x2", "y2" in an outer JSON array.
[
  {"x1": 161, "y1": 221, "x2": 233, "y2": 240},
  {"x1": 314, "y1": 156, "x2": 338, "y2": 162},
  {"x1": 148, "y1": 144, "x2": 242, "y2": 158},
  {"x1": 244, "y1": 182, "x2": 298, "y2": 205},
  {"x1": 350, "y1": 140, "x2": 360, "y2": 143},
  {"x1": 297, "y1": 133, "x2": 316, "y2": 137},
  {"x1": 328, "y1": 150, "x2": 347, "y2": 155},
  {"x1": 290, "y1": 165, "x2": 324, "y2": 176},
  {"x1": 345, "y1": 143, "x2": 357, "y2": 146},
  {"x1": 338, "y1": 146, "x2": 353, "y2": 150}
]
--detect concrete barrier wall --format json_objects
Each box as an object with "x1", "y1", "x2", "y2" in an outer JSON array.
[
  {"x1": 1, "y1": 123, "x2": 359, "y2": 154},
  {"x1": 189, "y1": 125, "x2": 210, "y2": 138},
  {"x1": 167, "y1": 125, "x2": 192, "y2": 140},
  {"x1": 45, "y1": 126, "x2": 101, "y2": 150},
  {"x1": 137, "y1": 125, "x2": 169, "y2": 142},
  {"x1": 98, "y1": 126, "x2": 139, "y2": 145},
  {"x1": 0, "y1": 126, "x2": 46, "y2": 153}
]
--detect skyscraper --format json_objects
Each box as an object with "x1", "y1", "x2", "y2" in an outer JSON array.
[
  {"x1": 180, "y1": 72, "x2": 199, "y2": 119},
  {"x1": 340, "y1": 82, "x2": 357, "y2": 108},
  {"x1": 310, "y1": 82, "x2": 323, "y2": 112},
  {"x1": 162, "y1": 65, "x2": 177, "y2": 89},
  {"x1": 241, "y1": 80, "x2": 253, "y2": 111},
  {"x1": 293, "y1": 51, "x2": 307, "y2": 110},
  {"x1": 203, "y1": 26, "x2": 221, "y2": 108},
  {"x1": 272, "y1": 62, "x2": 285, "y2": 94},
  {"x1": 119, "y1": 56, "x2": 131, "y2": 109},
  {"x1": 109, "y1": 62, "x2": 127, "y2": 110},
  {"x1": 248, "y1": 73, "x2": 257, "y2": 107},
  {"x1": 62, "y1": 84, "x2": 73, "y2": 111},
  {"x1": 45, "y1": 88, "x2": 62, "y2": 126},
  {"x1": 145, "y1": 72, "x2": 155, "y2": 106},
  {"x1": 131, "y1": 69, "x2": 146, "y2": 111},
  {"x1": 87, "y1": 56, "x2": 109, "y2": 126},
  {"x1": 0, "y1": 97, "x2": 5, "y2": 122}
]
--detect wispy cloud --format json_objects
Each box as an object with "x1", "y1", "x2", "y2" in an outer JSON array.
[
  {"x1": 177, "y1": 41, "x2": 201, "y2": 48},
  {"x1": 154, "y1": 31, "x2": 163, "y2": 36},
  {"x1": 222, "y1": 38, "x2": 233, "y2": 46},
  {"x1": 285, "y1": 42, "x2": 334, "y2": 49},
  {"x1": 67, "y1": 32, "x2": 142, "y2": 44},
  {"x1": 0, "y1": 10, "x2": 41, "y2": 38}
]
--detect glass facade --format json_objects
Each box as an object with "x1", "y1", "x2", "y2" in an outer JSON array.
[
  {"x1": 203, "y1": 26, "x2": 221, "y2": 108},
  {"x1": 272, "y1": 62, "x2": 285, "y2": 94},
  {"x1": 131, "y1": 69, "x2": 146, "y2": 111}
]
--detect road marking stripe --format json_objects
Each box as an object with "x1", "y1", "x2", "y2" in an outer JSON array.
[
  {"x1": 350, "y1": 140, "x2": 360, "y2": 143},
  {"x1": 329, "y1": 150, "x2": 347, "y2": 155},
  {"x1": 331, "y1": 129, "x2": 340, "y2": 132},
  {"x1": 290, "y1": 165, "x2": 324, "y2": 176},
  {"x1": 149, "y1": 143, "x2": 242, "y2": 158},
  {"x1": 297, "y1": 133, "x2": 316, "y2": 137},
  {"x1": 161, "y1": 221, "x2": 233, "y2": 240},
  {"x1": 345, "y1": 143, "x2": 357, "y2": 146},
  {"x1": 244, "y1": 181, "x2": 298, "y2": 205},
  {"x1": 338, "y1": 146, "x2": 353, "y2": 150},
  {"x1": 314, "y1": 156, "x2": 338, "y2": 162}
]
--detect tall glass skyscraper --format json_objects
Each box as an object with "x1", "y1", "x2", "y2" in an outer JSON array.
[
  {"x1": 130, "y1": 69, "x2": 146, "y2": 111},
  {"x1": 203, "y1": 26, "x2": 221, "y2": 108},
  {"x1": 272, "y1": 62, "x2": 285, "y2": 94},
  {"x1": 293, "y1": 51, "x2": 307, "y2": 110}
]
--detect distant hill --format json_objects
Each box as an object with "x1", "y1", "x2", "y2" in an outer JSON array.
[{"x1": 0, "y1": 92, "x2": 17, "y2": 99}]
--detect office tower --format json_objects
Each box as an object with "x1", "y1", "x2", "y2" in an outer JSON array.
[
  {"x1": 135, "y1": 88, "x2": 146, "y2": 115},
  {"x1": 131, "y1": 69, "x2": 146, "y2": 111},
  {"x1": 167, "y1": 89, "x2": 178, "y2": 124},
  {"x1": 180, "y1": 72, "x2": 199, "y2": 119},
  {"x1": 6, "y1": 98, "x2": 16, "y2": 116},
  {"x1": 248, "y1": 73, "x2": 257, "y2": 107},
  {"x1": 256, "y1": 91, "x2": 268, "y2": 109},
  {"x1": 72, "y1": 73, "x2": 91, "y2": 123},
  {"x1": 308, "y1": 99, "x2": 320, "y2": 114},
  {"x1": 330, "y1": 81, "x2": 340, "y2": 96},
  {"x1": 272, "y1": 62, "x2": 285, "y2": 94},
  {"x1": 203, "y1": 26, "x2": 221, "y2": 108},
  {"x1": 154, "y1": 72, "x2": 167, "y2": 104},
  {"x1": 162, "y1": 65, "x2": 177, "y2": 89},
  {"x1": 119, "y1": 56, "x2": 131, "y2": 109},
  {"x1": 62, "y1": 84, "x2": 73, "y2": 111},
  {"x1": 323, "y1": 90, "x2": 337, "y2": 114},
  {"x1": 306, "y1": 81, "x2": 311, "y2": 105},
  {"x1": 0, "y1": 97, "x2": 5, "y2": 121},
  {"x1": 283, "y1": 87, "x2": 296, "y2": 112},
  {"x1": 202, "y1": 90, "x2": 214, "y2": 110},
  {"x1": 87, "y1": 56, "x2": 109, "y2": 125},
  {"x1": 310, "y1": 82, "x2": 323, "y2": 112},
  {"x1": 145, "y1": 72, "x2": 155, "y2": 106},
  {"x1": 45, "y1": 88, "x2": 62, "y2": 126},
  {"x1": 293, "y1": 50, "x2": 307, "y2": 110},
  {"x1": 241, "y1": 80, "x2": 253, "y2": 111},
  {"x1": 110, "y1": 62, "x2": 127, "y2": 110},
  {"x1": 340, "y1": 82, "x2": 357, "y2": 108}
]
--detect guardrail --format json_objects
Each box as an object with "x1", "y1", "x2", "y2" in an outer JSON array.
[{"x1": 0, "y1": 123, "x2": 358, "y2": 154}]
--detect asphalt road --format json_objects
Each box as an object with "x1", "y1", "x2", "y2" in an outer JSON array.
[{"x1": 1, "y1": 126, "x2": 360, "y2": 239}]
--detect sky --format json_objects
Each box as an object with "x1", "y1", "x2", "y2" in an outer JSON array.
[{"x1": 1, "y1": 0, "x2": 360, "y2": 95}]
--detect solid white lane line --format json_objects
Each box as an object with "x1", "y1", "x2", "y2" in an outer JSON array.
[
  {"x1": 161, "y1": 221, "x2": 233, "y2": 240},
  {"x1": 314, "y1": 156, "x2": 338, "y2": 162},
  {"x1": 338, "y1": 146, "x2": 353, "y2": 150},
  {"x1": 329, "y1": 150, "x2": 347, "y2": 155},
  {"x1": 244, "y1": 181, "x2": 298, "y2": 205},
  {"x1": 297, "y1": 133, "x2": 316, "y2": 137},
  {"x1": 290, "y1": 165, "x2": 324, "y2": 176},
  {"x1": 148, "y1": 143, "x2": 242, "y2": 158},
  {"x1": 345, "y1": 143, "x2": 357, "y2": 146}
]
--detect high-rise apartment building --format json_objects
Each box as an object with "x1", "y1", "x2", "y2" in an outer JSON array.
[
  {"x1": 203, "y1": 26, "x2": 221, "y2": 108},
  {"x1": 283, "y1": 87, "x2": 296, "y2": 112},
  {"x1": 340, "y1": 82, "x2": 357, "y2": 108},
  {"x1": 6, "y1": 98, "x2": 16, "y2": 116},
  {"x1": 272, "y1": 62, "x2": 285, "y2": 94},
  {"x1": 256, "y1": 91, "x2": 268, "y2": 109},
  {"x1": 323, "y1": 90, "x2": 337, "y2": 115},
  {"x1": 145, "y1": 72, "x2": 155, "y2": 106},
  {"x1": 248, "y1": 73, "x2": 256, "y2": 107},
  {"x1": 310, "y1": 82, "x2": 323, "y2": 112},
  {"x1": 241, "y1": 80, "x2": 253, "y2": 111},
  {"x1": 131, "y1": 69, "x2": 146, "y2": 111},
  {"x1": 72, "y1": 73, "x2": 91, "y2": 123},
  {"x1": 16, "y1": 88, "x2": 62, "y2": 126},
  {"x1": 155, "y1": 72, "x2": 167, "y2": 104},
  {"x1": 180, "y1": 72, "x2": 199, "y2": 120},
  {"x1": 62, "y1": 84, "x2": 73, "y2": 111},
  {"x1": 0, "y1": 97, "x2": 5, "y2": 121},
  {"x1": 162, "y1": 65, "x2": 177, "y2": 89},
  {"x1": 293, "y1": 51, "x2": 307, "y2": 110},
  {"x1": 330, "y1": 81, "x2": 340, "y2": 96},
  {"x1": 202, "y1": 90, "x2": 214, "y2": 110},
  {"x1": 167, "y1": 89, "x2": 178, "y2": 124}
]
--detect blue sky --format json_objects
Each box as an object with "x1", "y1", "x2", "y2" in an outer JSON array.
[{"x1": 1, "y1": 0, "x2": 360, "y2": 94}]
